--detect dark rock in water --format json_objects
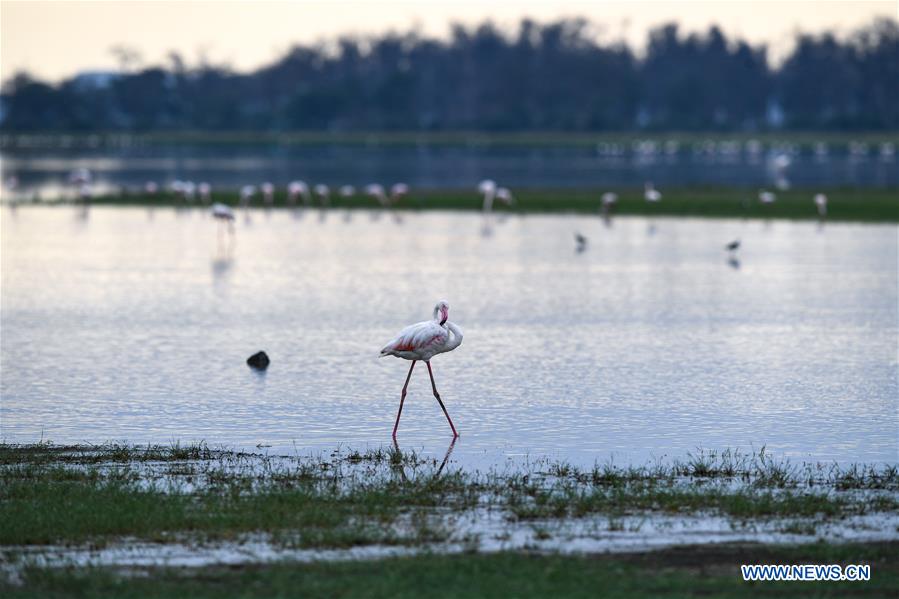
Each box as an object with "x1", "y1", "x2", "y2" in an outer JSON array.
[{"x1": 247, "y1": 351, "x2": 270, "y2": 370}]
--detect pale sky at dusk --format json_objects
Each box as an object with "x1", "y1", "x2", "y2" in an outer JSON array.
[{"x1": 1, "y1": 0, "x2": 895, "y2": 83}]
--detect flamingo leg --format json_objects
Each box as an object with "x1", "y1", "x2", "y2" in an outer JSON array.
[
  {"x1": 426, "y1": 361, "x2": 459, "y2": 437},
  {"x1": 392, "y1": 360, "x2": 416, "y2": 438}
]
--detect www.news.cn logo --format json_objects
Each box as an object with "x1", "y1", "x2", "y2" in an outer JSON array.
[{"x1": 742, "y1": 564, "x2": 871, "y2": 582}]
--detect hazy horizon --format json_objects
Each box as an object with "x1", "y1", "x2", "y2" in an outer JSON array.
[{"x1": 2, "y1": 0, "x2": 895, "y2": 83}]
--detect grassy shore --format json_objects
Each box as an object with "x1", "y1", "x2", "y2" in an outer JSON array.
[
  {"x1": 4, "y1": 542, "x2": 898, "y2": 598},
  {"x1": 2, "y1": 443, "x2": 897, "y2": 596},
  {"x1": 70, "y1": 187, "x2": 899, "y2": 222}
]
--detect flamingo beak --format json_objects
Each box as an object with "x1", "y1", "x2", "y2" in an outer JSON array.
[{"x1": 440, "y1": 306, "x2": 448, "y2": 325}]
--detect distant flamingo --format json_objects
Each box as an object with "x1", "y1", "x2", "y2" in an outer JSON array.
[
  {"x1": 365, "y1": 184, "x2": 389, "y2": 207},
  {"x1": 380, "y1": 300, "x2": 463, "y2": 438},
  {"x1": 314, "y1": 184, "x2": 331, "y2": 207},
  {"x1": 339, "y1": 185, "x2": 356, "y2": 198},
  {"x1": 601, "y1": 192, "x2": 618, "y2": 213},
  {"x1": 261, "y1": 182, "x2": 275, "y2": 206},
  {"x1": 758, "y1": 190, "x2": 776, "y2": 205},
  {"x1": 644, "y1": 182, "x2": 662, "y2": 202},
  {"x1": 240, "y1": 185, "x2": 256, "y2": 208},
  {"x1": 478, "y1": 179, "x2": 497, "y2": 211},
  {"x1": 288, "y1": 181, "x2": 311, "y2": 206},
  {"x1": 144, "y1": 181, "x2": 159, "y2": 195},
  {"x1": 181, "y1": 181, "x2": 196, "y2": 202},
  {"x1": 390, "y1": 183, "x2": 409, "y2": 205},
  {"x1": 198, "y1": 182, "x2": 212, "y2": 203},
  {"x1": 814, "y1": 193, "x2": 828, "y2": 217},
  {"x1": 211, "y1": 202, "x2": 235, "y2": 236}
]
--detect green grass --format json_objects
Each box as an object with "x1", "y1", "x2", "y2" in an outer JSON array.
[
  {"x1": 64, "y1": 186, "x2": 899, "y2": 222},
  {"x1": 1, "y1": 444, "x2": 895, "y2": 549},
  {"x1": 3, "y1": 542, "x2": 897, "y2": 598}
]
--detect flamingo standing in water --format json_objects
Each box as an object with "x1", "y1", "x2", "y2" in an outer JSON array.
[
  {"x1": 814, "y1": 193, "x2": 828, "y2": 218},
  {"x1": 314, "y1": 184, "x2": 331, "y2": 207},
  {"x1": 365, "y1": 184, "x2": 389, "y2": 207},
  {"x1": 261, "y1": 182, "x2": 275, "y2": 206},
  {"x1": 380, "y1": 300, "x2": 463, "y2": 438},
  {"x1": 210, "y1": 203, "x2": 235, "y2": 237},
  {"x1": 198, "y1": 182, "x2": 212, "y2": 203},
  {"x1": 758, "y1": 190, "x2": 776, "y2": 205},
  {"x1": 390, "y1": 183, "x2": 409, "y2": 205},
  {"x1": 288, "y1": 181, "x2": 311, "y2": 206},
  {"x1": 478, "y1": 179, "x2": 497, "y2": 212},
  {"x1": 644, "y1": 182, "x2": 662, "y2": 202}
]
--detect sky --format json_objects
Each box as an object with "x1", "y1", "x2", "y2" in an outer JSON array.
[{"x1": 1, "y1": 0, "x2": 895, "y2": 83}]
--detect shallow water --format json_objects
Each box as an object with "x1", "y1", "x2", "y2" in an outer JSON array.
[{"x1": 1, "y1": 206, "x2": 896, "y2": 467}]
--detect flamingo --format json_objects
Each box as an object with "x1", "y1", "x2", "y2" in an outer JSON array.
[
  {"x1": 644, "y1": 182, "x2": 661, "y2": 202},
  {"x1": 390, "y1": 183, "x2": 409, "y2": 205},
  {"x1": 288, "y1": 181, "x2": 311, "y2": 206},
  {"x1": 478, "y1": 179, "x2": 497, "y2": 212},
  {"x1": 144, "y1": 181, "x2": 158, "y2": 195},
  {"x1": 380, "y1": 300, "x2": 463, "y2": 438},
  {"x1": 314, "y1": 184, "x2": 331, "y2": 207},
  {"x1": 814, "y1": 193, "x2": 828, "y2": 217},
  {"x1": 601, "y1": 192, "x2": 618, "y2": 211},
  {"x1": 339, "y1": 185, "x2": 356, "y2": 198},
  {"x1": 198, "y1": 182, "x2": 212, "y2": 203},
  {"x1": 365, "y1": 183, "x2": 389, "y2": 208},
  {"x1": 758, "y1": 190, "x2": 776, "y2": 205},
  {"x1": 240, "y1": 185, "x2": 256, "y2": 208},
  {"x1": 211, "y1": 202, "x2": 235, "y2": 236},
  {"x1": 181, "y1": 181, "x2": 196, "y2": 202},
  {"x1": 261, "y1": 182, "x2": 275, "y2": 206}
]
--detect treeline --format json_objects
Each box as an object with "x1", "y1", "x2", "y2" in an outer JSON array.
[{"x1": 1, "y1": 18, "x2": 896, "y2": 132}]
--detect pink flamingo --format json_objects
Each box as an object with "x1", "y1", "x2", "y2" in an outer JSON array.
[{"x1": 380, "y1": 300, "x2": 463, "y2": 438}]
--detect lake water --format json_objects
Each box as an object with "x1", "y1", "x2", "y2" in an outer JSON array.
[
  {"x1": 1, "y1": 206, "x2": 896, "y2": 468},
  {"x1": 2, "y1": 143, "x2": 898, "y2": 200}
]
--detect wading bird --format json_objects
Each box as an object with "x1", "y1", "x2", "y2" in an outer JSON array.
[
  {"x1": 210, "y1": 203, "x2": 235, "y2": 236},
  {"x1": 339, "y1": 185, "x2": 356, "y2": 198},
  {"x1": 198, "y1": 182, "x2": 212, "y2": 203},
  {"x1": 288, "y1": 181, "x2": 311, "y2": 206},
  {"x1": 758, "y1": 190, "x2": 776, "y2": 205},
  {"x1": 478, "y1": 179, "x2": 497, "y2": 212},
  {"x1": 314, "y1": 184, "x2": 331, "y2": 207},
  {"x1": 380, "y1": 300, "x2": 463, "y2": 438},
  {"x1": 814, "y1": 193, "x2": 828, "y2": 218},
  {"x1": 644, "y1": 182, "x2": 662, "y2": 202},
  {"x1": 261, "y1": 182, "x2": 275, "y2": 206},
  {"x1": 365, "y1": 183, "x2": 387, "y2": 207},
  {"x1": 390, "y1": 183, "x2": 409, "y2": 205}
]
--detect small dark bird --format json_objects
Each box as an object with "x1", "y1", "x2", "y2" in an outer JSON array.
[
  {"x1": 725, "y1": 239, "x2": 741, "y2": 252},
  {"x1": 575, "y1": 233, "x2": 588, "y2": 252}
]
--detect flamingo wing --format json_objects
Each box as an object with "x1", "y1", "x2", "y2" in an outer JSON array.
[{"x1": 380, "y1": 321, "x2": 447, "y2": 356}]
